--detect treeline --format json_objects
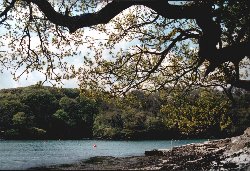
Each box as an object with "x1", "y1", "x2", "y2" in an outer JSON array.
[
  {"x1": 0, "y1": 85, "x2": 249, "y2": 140},
  {"x1": 0, "y1": 86, "x2": 97, "y2": 139}
]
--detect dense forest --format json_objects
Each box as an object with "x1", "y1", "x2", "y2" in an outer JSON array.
[{"x1": 0, "y1": 85, "x2": 249, "y2": 140}]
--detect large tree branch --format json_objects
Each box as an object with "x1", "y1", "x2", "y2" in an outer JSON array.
[
  {"x1": 24, "y1": 0, "x2": 135, "y2": 32},
  {"x1": 205, "y1": 41, "x2": 250, "y2": 76},
  {"x1": 216, "y1": 41, "x2": 250, "y2": 63},
  {"x1": 24, "y1": 0, "x2": 210, "y2": 33}
]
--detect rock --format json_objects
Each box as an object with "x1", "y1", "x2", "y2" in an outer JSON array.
[
  {"x1": 244, "y1": 127, "x2": 250, "y2": 136},
  {"x1": 159, "y1": 128, "x2": 250, "y2": 170},
  {"x1": 145, "y1": 149, "x2": 164, "y2": 156},
  {"x1": 145, "y1": 149, "x2": 169, "y2": 156},
  {"x1": 229, "y1": 128, "x2": 250, "y2": 153}
]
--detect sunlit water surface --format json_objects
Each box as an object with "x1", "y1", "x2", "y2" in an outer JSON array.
[{"x1": 0, "y1": 139, "x2": 206, "y2": 170}]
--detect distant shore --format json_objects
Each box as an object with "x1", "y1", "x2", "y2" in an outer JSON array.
[{"x1": 30, "y1": 128, "x2": 250, "y2": 170}]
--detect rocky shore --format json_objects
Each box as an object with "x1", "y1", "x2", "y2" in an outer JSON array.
[{"x1": 32, "y1": 128, "x2": 250, "y2": 170}]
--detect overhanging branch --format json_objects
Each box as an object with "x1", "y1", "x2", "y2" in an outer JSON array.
[
  {"x1": 24, "y1": 0, "x2": 211, "y2": 33},
  {"x1": 205, "y1": 41, "x2": 250, "y2": 76}
]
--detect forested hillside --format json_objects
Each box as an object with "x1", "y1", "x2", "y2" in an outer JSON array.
[{"x1": 0, "y1": 85, "x2": 249, "y2": 140}]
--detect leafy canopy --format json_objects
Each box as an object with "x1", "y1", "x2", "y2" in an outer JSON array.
[{"x1": 0, "y1": 0, "x2": 249, "y2": 95}]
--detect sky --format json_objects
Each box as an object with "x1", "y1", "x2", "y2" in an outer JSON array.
[{"x1": 0, "y1": 67, "x2": 79, "y2": 89}]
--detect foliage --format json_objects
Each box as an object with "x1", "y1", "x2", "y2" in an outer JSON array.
[
  {"x1": 160, "y1": 89, "x2": 232, "y2": 137},
  {"x1": 0, "y1": 99, "x2": 28, "y2": 130},
  {"x1": 93, "y1": 88, "x2": 248, "y2": 139},
  {"x1": 0, "y1": 0, "x2": 249, "y2": 94},
  {"x1": 21, "y1": 88, "x2": 58, "y2": 129},
  {"x1": 12, "y1": 112, "x2": 31, "y2": 127},
  {"x1": 228, "y1": 89, "x2": 250, "y2": 135},
  {"x1": 0, "y1": 85, "x2": 249, "y2": 140},
  {"x1": 53, "y1": 109, "x2": 71, "y2": 126},
  {"x1": 4, "y1": 129, "x2": 19, "y2": 139},
  {"x1": 0, "y1": 86, "x2": 98, "y2": 139},
  {"x1": 28, "y1": 127, "x2": 46, "y2": 138}
]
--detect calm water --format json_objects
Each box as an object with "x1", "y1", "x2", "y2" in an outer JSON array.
[{"x1": 0, "y1": 139, "x2": 205, "y2": 170}]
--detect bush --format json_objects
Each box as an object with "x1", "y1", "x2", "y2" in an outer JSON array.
[
  {"x1": 4, "y1": 129, "x2": 19, "y2": 139},
  {"x1": 28, "y1": 127, "x2": 46, "y2": 139}
]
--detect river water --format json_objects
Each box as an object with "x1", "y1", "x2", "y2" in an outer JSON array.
[{"x1": 0, "y1": 139, "x2": 206, "y2": 170}]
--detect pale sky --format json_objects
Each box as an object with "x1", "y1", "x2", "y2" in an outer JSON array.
[{"x1": 0, "y1": 67, "x2": 79, "y2": 89}]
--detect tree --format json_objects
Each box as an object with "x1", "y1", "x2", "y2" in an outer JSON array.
[
  {"x1": 0, "y1": 99, "x2": 27, "y2": 130},
  {"x1": 21, "y1": 88, "x2": 57, "y2": 129},
  {"x1": 54, "y1": 95, "x2": 98, "y2": 138},
  {"x1": 53, "y1": 109, "x2": 71, "y2": 126},
  {"x1": 0, "y1": 0, "x2": 249, "y2": 94},
  {"x1": 12, "y1": 111, "x2": 37, "y2": 138},
  {"x1": 93, "y1": 110, "x2": 124, "y2": 139},
  {"x1": 12, "y1": 112, "x2": 30, "y2": 127},
  {"x1": 160, "y1": 88, "x2": 232, "y2": 137}
]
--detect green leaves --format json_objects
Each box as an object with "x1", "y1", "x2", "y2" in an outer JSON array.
[
  {"x1": 53, "y1": 109, "x2": 72, "y2": 125},
  {"x1": 160, "y1": 88, "x2": 232, "y2": 136},
  {"x1": 0, "y1": 84, "x2": 249, "y2": 139},
  {"x1": 12, "y1": 112, "x2": 29, "y2": 127}
]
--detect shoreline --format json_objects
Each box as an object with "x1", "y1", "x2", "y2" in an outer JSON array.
[
  {"x1": 30, "y1": 128, "x2": 250, "y2": 170},
  {"x1": 28, "y1": 156, "x2": 164, "y2": 170}
]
